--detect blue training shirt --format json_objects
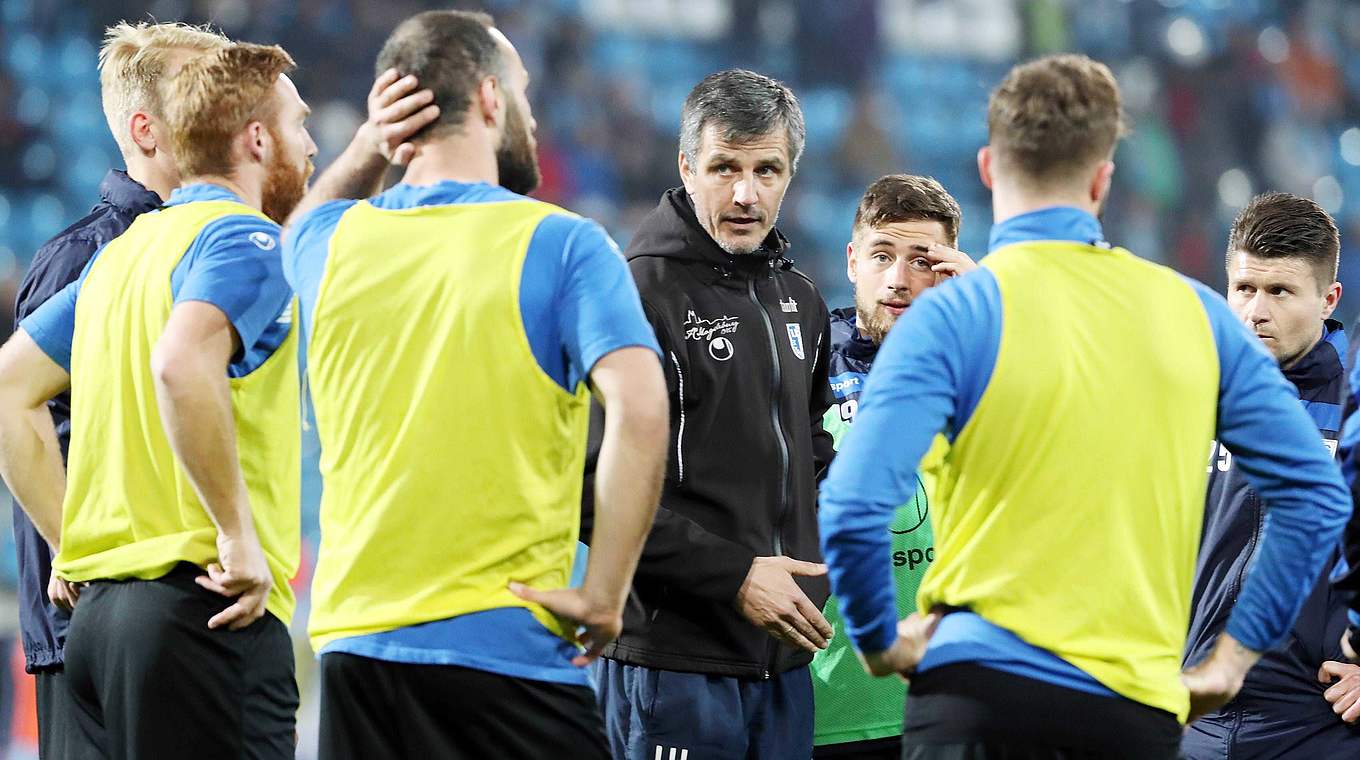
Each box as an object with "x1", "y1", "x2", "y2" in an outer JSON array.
[{"x1": 283, "y1": 180, "x2": 659, "y2": 686}]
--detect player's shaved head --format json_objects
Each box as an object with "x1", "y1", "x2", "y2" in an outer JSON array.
[
  {"x1": 987, "y1": 54, "x2": 1128, "y2": 191},
  {"x1": 375, "y1": 10, "x2": 504, "y2": 144}
]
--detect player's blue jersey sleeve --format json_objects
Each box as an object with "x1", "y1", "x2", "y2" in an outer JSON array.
[
  {"x1": 555, "y1": 216, "x2": 660, "y2": 384},
  {"x1": 172, "y1": 214, "x2": 290, "y2": 356},
  {"x1": 818, "y1": 269, "x2": 1002, "y2": 653},
  {"x1": 522, "y1": 214, "x2": 660, "y2": 391},
  {"x1": 1188, "y1": 280, "x2": 1352, "y2": 652},
  {"x1": 282, "y1": 199, "x2": 355, "y2": 343},
  {"x1": 18, "y1": 247, "x2": 104, "y2": 372}
]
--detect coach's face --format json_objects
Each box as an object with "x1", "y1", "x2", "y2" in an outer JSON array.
[
  {"x1": 1227, "y1": 251, "x2": 1340, "y2": 368},
  {"x1": 679, "y1": 124, "x2": 792, "y2": 256}
]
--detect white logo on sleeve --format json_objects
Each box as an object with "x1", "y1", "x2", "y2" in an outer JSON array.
[{"x1": 249, "y1": 231, "x2": 278, "y2": 250}]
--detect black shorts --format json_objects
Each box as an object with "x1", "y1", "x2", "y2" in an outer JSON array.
[
  {"x1": 319, "y1": 651, "x2": 610, "y2": 760},
  {"x1": 900, "y1": 663, "x2": 1180, "y2": 760},
  {"x1": 62, "y1": 562, "x2": 297, "y2": 760}
]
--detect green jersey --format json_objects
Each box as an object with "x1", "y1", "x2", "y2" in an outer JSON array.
[{"x1": 811, "y1": 369, "x2": 937, "y2": 746}]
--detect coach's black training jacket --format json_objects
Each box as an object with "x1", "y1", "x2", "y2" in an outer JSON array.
[
  {"x1": 581, "y1": 188, "x2": 835, "y2": 679},
  {"x1": 1182, "y1": 321, "x2": 1360, "y2": 757}
]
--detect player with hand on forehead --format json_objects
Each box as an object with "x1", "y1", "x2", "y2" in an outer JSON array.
[{"x1": 813, "y1": 174, "x2": 974, "y2": 760}]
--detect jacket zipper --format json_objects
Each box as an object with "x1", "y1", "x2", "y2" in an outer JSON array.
[
  {"x1": 1222, "y1": 484, "x2": 1260, "y2": 747},
  {"x1": 669, "y1": 351, "x2": 685, "y2": 484},
  {"x1": 1218, "y1": 481, "x2": 1256, "y2": 750},
  {"x1": 749, "y1": 272, "x2": 790, "y2": 680},
  {"x1": 1228, "y1": 489, "x2": 1263, "y2": 608}
]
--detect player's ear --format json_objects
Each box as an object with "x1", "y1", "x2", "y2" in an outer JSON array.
[
  {"x1": 1090, "y1": 160, "x2": 1115, "y2": 206},
  {"x1": 846, "y1": 241, "x2": 857, "y2": 284},
  {"x1": 129, "y1": 112, "x2": 158, "y2": 155},
  {"x1": 243, "y1": 120, "x2": 269, "y2": 164},
  {"x1": 1323, "y1": 281, "x2": 1343, "y2": 319},
  {"x1": 477, "y1": 75, "x2": 499, "y2": 127},
  {"x1": 977, "y1": 146, "x2": 994, "y2": 190},
  {"x1": 678, "y1": 150, "x2": 695, "y2": 193}
]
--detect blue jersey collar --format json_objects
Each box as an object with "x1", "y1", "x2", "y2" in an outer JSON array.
[
  {"x1": 988, "y1": 206, "x2": 1107, "y2": 253},
  {"x1": 167, "y1": 182, "x2": 248, "y2": 207},
  {"x1": 369, "y1": 180, "x2": 524, "y2": 210}
]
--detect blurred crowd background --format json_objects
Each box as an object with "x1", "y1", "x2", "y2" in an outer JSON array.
[{"x1": 2, "y1": 0, "x2": 1360, "y2": 756}]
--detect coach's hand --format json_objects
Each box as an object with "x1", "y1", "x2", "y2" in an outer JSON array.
[
  {"x1": 1181, "y1": 632, "x2": 1260, "y2": 724},
  {"x1": 735, "y1": 556, "x2": 834, "y2": 653},
  {"x1": 47, "y1": 573, "x2": 81, "y2": 612},
  {"x1": 360, "y1": 68, "x2": 440, "y2": 166},
  {"x1": 509, "y1": 582, "x2": 621, "y2": 667},
  {"x1": 1320, "y1": 661, "x2": 1360, "y2": 723},
  {"x1": 1343, "y1": 627, "x2": 1360, "y2": 662},
  {"x1": 196, "y1": 530, "x2": 273, "y2": 631},
  {"x1": 862, "y1": 611, "x2": 942, "y2": 679}
]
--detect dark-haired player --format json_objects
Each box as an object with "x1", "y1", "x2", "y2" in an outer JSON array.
[
  {"x1": 1183, "y1": 191, "x2": 1360, "y2": 757},
  {"x1": 284, "y1": 10, "x2": 666, "y2": 759}
]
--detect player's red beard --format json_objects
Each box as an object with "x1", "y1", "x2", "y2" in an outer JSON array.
[
  {"x1": 496, "y1": 97, "x2": 540, "y2": 196},
  {"x1": 261, "y1": 126, "x2": 314, "y2": 224}
]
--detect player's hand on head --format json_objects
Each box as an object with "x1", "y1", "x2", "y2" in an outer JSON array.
[
  {"x1": 926, "y1": 243, "x2": 978, "y2": 280},
  {"x1": 734, "y1": 556, "x2": 834, "y2": 653},
  {"x1": 46, "y1": 573, "x2": 82, "y2": 612},
  {"x1": 509, "y1": 582, "x2": 622, "y2": 667},
  {"x1": 1320, "y1": 661, "x2": 1360, "y2": 723},
  {"x1": 196, "y1": 530, "x2": 273, "y2": 631},
  {"x1": 363, "y1": 68, "x2": 441, "y2": 166}
]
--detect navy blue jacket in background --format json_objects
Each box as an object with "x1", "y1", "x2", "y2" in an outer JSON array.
[
  {"x1": 1336, "y1": 321, "x2": 1360, "y2": 643},
  {"x1": 1183, "y1": 321, "x2": 1360, "y2": 758},
  {"x1": 12, "y1": 170, "x2": 160, "y2": 671},
  {"x1": 825, "y1": 306, "x2": 874, "y2": 398}
]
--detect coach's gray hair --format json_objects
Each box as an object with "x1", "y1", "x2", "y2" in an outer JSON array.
[{"x1": 679, "y1": 69, "x2": 806, "y2": 173}]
